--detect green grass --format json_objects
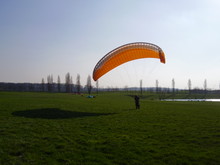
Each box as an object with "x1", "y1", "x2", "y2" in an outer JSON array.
[{"x1": 0, "y1": 92, "x2": 220, "y2": 165}]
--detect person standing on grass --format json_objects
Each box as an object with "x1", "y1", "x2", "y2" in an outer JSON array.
[{"x1": 134, "y1": 95, "x2": 140, "y2": 109}]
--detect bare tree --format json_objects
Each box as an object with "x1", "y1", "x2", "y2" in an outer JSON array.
[
  {"x1": 156, "y1": 80, "x2": 159, "y2": 93},
  {"x1": 188, "y1": 79, "x2": 191, "y2": 94},
  {"x1": 41, "y1": 78, "x2": 45, "y2": 92},
  {"x1": 124, "y1": 85, "x2": 128, "y2": 92},
  {"x1": 70, "y1": 76, "x2": 73, "y2": 93},
  {"x1": 76, "y1": 74, "x2": 81, "y2": 94},
  {"x1": 96, "y1": 80, "x2": 99, "y2": 94},
  {"x1": 204, "y1": 79, "x2": 207, "y2": 96},
  {"x1": 87, "y1": 75, "x2": 92, "y2": 94},
  {"x1": 140, "y1": 79, "x2": 143, "y2": 95},
  {"x1": 47, "y1": 76, "x2": 50, "y2": 91},
  {"x1": 57, "y1": 75, "x2": 61, "y2": 92},
  {"x1": 47, "y1": 75, "x2": 53, "y2": 92},
  {"x1": 204, "y1": 79, "x2": 207, "y2": 90},
  {"x1": 65, "y1": 72, "x2": 71, "y2": 93},
  {"x1": 172, "y1": 78, "x2": 175, "y2": 94}
]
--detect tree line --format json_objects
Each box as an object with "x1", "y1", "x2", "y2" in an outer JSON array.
[
  {"x1": 41, "y1": 73, "x2": 93, "y2": 94},
  {"x1": 0, "y1": 74, "x2": 219, "y2": 94},
  {"x1": 0, "y1": 73, "x2": 94, "y2": 94}
]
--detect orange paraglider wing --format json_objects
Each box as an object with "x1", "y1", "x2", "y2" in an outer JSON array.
[{"x1": 93, "y1": 42, "x2": 166, "y2": 81}]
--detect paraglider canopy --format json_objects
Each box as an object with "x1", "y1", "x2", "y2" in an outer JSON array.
[{"x1": 93, "y1": 42, "x2": 166, "y2": 81}]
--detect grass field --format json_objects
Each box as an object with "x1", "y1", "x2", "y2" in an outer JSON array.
[{"x1": 0, "y1": 92, "x2": 220, "y2": 165}]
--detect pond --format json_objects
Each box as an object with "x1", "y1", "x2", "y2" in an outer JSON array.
[{"x1": 162, "y1": 99, "x2": 220, "y2": 102}]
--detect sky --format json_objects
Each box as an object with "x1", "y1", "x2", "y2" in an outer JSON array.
[{"x1": 1, "y1": 0, "x2": 220, "y2": 89}]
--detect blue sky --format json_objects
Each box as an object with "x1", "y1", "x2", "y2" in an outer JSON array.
[{"x1": 1, "y1": 0, "x2": 220, "y2": 89}]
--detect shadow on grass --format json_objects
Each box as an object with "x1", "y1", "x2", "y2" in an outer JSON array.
[{"x1": 12, "y1": 108, "x2": 114, "y2": 119}]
